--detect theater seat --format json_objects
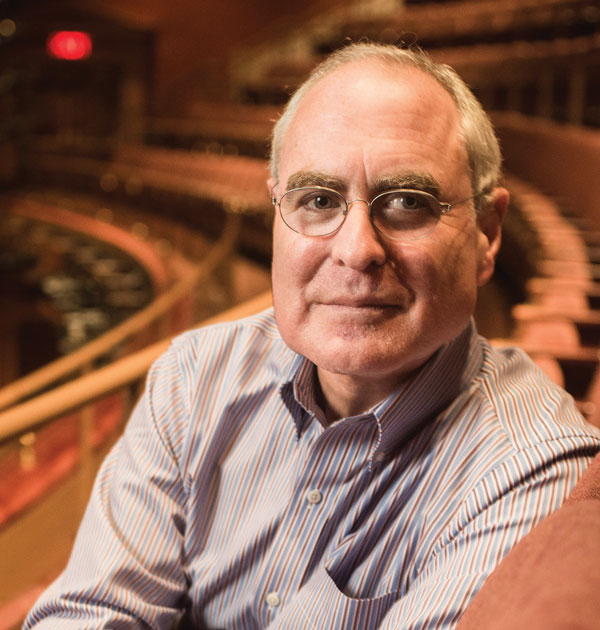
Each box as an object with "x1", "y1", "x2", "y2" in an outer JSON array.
[{"x1": 456, "y1": 452, "x2": 600, "y2": 630}]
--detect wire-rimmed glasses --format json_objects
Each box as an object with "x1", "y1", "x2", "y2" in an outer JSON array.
[{"x1": 271, "y1": 186, "x2": 481, "y2": 241}]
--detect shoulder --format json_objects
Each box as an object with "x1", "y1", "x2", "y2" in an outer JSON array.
[
  {"x1": 473, "y1": 339, "x2": 600, "y2": 452},
  {"x1": 432, "y1": 338, "x2": 600, "y2": 519},
  {"x1": 142, "y1": 307, "x2": 294, "y2": 448},
  {"x1": 426, "y1": 340, "x2": 600, "y2": 552},
  {"x1": 169, "y1": 306, "x2": 283, "y2": 359},
  {"x1": 151, "y1": 307, "x2": 288, "y2": 387}
]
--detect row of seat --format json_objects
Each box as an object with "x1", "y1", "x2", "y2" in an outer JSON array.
[
  {"x1": 114, "y1": 144, "x2": 270, "y2": 211},
  {"x1": 241, "y1": 34, "x2": 599, "y2": 125},
  {"x1": 321, "y1": 0, "x2": 599, "y2": 51},
  {"x1": 243, "y1": 31, "x2": 600, "y2": 85},
  {"x1": 233, "y1": 0, "x2": 599, "y2": 129},
  {"x1": 493, "y1": 175, "x2": 600, "y2": 427},
  {"x1": 24, "y1": 143, "x2": 274, "y2": 264},
  {"x1": 144, "y1": 101, "x2": 280, "y2": 158},
  {"x1": 492, "y1": 112, "x2": 600, "y2": 415}
]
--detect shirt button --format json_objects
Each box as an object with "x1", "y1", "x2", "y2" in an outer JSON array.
[
  {"x1": 306, "y1": 489, "x2": 323, "y2": 505},
  {"x1": 374, "y1": 451, "x2": 386, "y2": 463},
  {"x1": 266, "y1": 591, "x2": 280, "y2": 607}
]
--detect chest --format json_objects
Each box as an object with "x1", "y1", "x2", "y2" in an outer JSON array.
[{"x1": 180, "y1": 403, "x2": 464, "y2": 629}]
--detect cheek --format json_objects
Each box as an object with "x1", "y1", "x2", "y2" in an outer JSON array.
[
  {"x1": 409, "y1": 227, "x2": 481, "y2": 307},
  {"x1": 272, "y1": 225, "x2": 303, "y2": 290},
  {"x1": 443, "y1": 240, "x2": 482, "y2": 309},
  {"x1": 271, "y1": 223, "x2": 320, "y2": 318}
]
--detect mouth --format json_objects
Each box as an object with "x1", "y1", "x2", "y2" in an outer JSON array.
[{"x1": 316, "y1": 299, "x2": 405, "y2": 311}]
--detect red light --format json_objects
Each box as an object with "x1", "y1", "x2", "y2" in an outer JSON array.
[{"x1": 47, "y1": 31, "x2": 92, "y2": 60}]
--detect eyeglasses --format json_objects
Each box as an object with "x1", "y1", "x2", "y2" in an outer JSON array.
[{"x1": 271, "y1": 186, "x2": 481, "y2": 241}]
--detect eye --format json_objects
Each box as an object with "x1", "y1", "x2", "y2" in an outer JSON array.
[
  {"x1": 280, "y1": 187, "x2": 345, "y2": 235},
  {"x1": 384, "y1": 191, "x2": 432, "y2": 212},
  {"x1": 300, "y1": 190, "x2": 342, "y2": 212},
  {"x1": 372, "y1": 189, "x2": 439, "y2": 234}
]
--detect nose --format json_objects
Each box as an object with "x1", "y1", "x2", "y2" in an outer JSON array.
[{"x1": 330, "y1": 199, "x2": 387, "y2": 269}]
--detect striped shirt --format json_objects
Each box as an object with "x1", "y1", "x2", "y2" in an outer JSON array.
[{"x1": 25, "y1": 308, "x2": 600, "y2": 629}]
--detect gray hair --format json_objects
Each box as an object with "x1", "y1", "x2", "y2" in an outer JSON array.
[{"x1": 269, "y1": 43, "x2": 502, "y2": 212}]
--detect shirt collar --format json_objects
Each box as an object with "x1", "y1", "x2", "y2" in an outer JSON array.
[
  {"x1": 372, "y1": 320, "x2": 483, "y2": 457},
  {"x1": 279, "y1": 320, "x2": 483, "y2": 457}
]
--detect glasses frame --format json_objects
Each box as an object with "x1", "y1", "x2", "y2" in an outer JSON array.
[{"x1": 271, "y1": 185, "x2": 482, "y2": 241}]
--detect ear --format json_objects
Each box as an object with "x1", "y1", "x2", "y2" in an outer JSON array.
[
  {"x1": 476, "y1": 186, "x2": 509, "y2": 287},
  {"x1": 267, "y1": 177, "x2": 277, "y2": 200}
]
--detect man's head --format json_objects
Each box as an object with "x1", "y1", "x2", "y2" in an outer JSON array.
[
  {"x1": 268, "y1": 43, "x2": 509, "y2": 417},
  {"x1": 270, "y1": 43, "x2": 503, "y2": 212}
]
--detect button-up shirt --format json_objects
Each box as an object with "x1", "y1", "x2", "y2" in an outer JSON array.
[{"x1": 25, "y1": 309, "x2": 600, "y2": 629}]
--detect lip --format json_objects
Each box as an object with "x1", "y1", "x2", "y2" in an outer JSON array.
[
  {"x1": 313, "y1": 302, "x2": 406, "y2": 322},
  {"x1": 316, "y1": 299, "x2": 403, "y2": 309}
]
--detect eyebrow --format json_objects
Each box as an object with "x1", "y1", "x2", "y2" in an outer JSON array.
[
  {"x1": 286, "y1": 171, "x2": 347, "y2": 191},
  {"x1": 285, "y1": 170, "x2": 442, "y2": 197},
  {"x1": 373, "y1": 173, "x2": 441, "y2": 197}
]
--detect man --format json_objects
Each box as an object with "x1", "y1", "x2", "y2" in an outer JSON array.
[{"x1": 25, "y1": 43, "x2": 600, "y2": 629}]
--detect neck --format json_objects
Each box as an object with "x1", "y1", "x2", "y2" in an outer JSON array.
[{"x1": 316, "y1": 366, "x2": 412, "y2": 424}]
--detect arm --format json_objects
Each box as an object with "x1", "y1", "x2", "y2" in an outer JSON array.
[{"x1": 24, "y1": 356, "x2": 190, "y2": 629}]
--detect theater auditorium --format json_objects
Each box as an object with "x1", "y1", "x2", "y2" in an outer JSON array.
[{"x1": 0, "y1": 0, "x2": 599, "y2": 628}]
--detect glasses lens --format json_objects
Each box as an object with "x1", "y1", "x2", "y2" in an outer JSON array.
[
  {"x1": 279, "y1": 187, "x2": 346, "y2": 236},
  {"x1": 371, "y1": 190, "x2": 440, "y2": 240}
]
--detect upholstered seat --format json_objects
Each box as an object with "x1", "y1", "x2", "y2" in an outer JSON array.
[{"x1": 457, "y1": 453, "x2": 600, "y2": 630}]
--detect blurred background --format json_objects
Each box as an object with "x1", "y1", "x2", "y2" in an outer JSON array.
[{"x1": 0, "y1": 0, "x2": 599, "y2": 626}]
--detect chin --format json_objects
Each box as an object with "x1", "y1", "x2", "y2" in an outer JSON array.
[
  {"x1": 316, "y1": 355, "x2": 403, "y2": 379},
  {"x1": 299, "y1": 332, "x2": 421, "y2": 378}
]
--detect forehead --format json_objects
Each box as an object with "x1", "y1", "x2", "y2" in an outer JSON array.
[{"x1": 279, "y1": 60, "x2": 470, "y2": 192}]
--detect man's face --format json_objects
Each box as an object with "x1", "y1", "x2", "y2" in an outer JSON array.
[{"x1": 270, "y1": 60, "x2": 505, "y2": 390}]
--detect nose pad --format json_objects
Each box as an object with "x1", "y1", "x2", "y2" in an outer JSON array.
[
  {"x1": 346, "y1": 198, "x2": 371, "y2": 212},
  {"x1": 343, "y1": 198, "x2": 373, "y2": 225}
]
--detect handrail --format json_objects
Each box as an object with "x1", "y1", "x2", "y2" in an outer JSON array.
[
  {"x1": 0, "y1": 290, "x2": 272, "y2": 444},
  {"x1": 0, "y1": 212, "x2": 242, "y2": 412}
]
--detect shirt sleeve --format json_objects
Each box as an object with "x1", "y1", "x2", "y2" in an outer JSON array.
[
  {"x1": 376, "y1": 445, "x2": 594, "y2": 630},
  {"x1": 23, "y1": 352, "x2": 190, "y2": 629}
]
